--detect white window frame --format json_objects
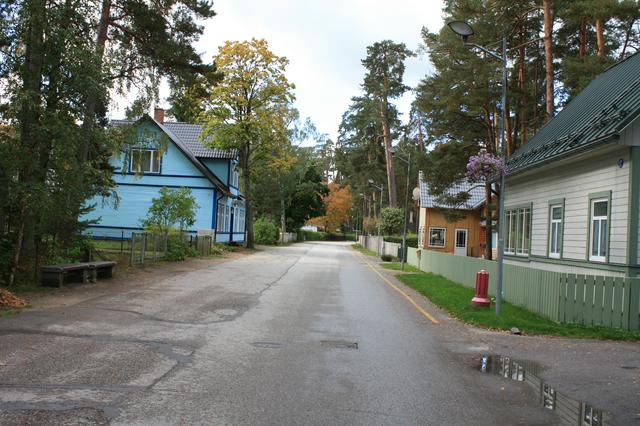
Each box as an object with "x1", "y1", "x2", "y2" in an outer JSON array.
[
  {"x1": 217, "y1": 202, "x2": 231, "y2": 233},
  {"x1": 589, "y1": 198, "x2": 608, "y2": 262},
  {"x1": 428, "y1": 227, "x2": 446, "y2": 248},
  {"x1": 234, "y1": 207, "x2": 245, "y2": 233},
  {"x1": 231, "y1": 168, "x2": 239, "y2": 188},
  {"x1": 548, "y1": 205, "x2": 563, "y2": 259},
  {"x1": 130, "y1": 148, "x2": 160, "y2": 174},
  {"x1": 505, "y1": 206, "x2": 531, "y2": 257}
]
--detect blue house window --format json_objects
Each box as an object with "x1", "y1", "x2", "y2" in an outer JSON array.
[
  {"x1": 131, "y1": 149, "x2": 161, "y2": 174},
  {"x1": 234, "y1": 206, "x2": 245, "y2": 232},
  {"x1": 217, "y1": 203, "x2": 230, "y2": 232},
  {"x1": 230, "y1": 168, "x2": 239, "y2": 188}
]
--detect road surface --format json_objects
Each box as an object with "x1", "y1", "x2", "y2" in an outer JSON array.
[{"x1": 0, "y1": 242, "x2": 559, "y2": 425}]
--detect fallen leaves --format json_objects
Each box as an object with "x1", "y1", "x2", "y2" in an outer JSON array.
[{"x1": 0, "y1": 288, "x2": 27, "y2": 309}]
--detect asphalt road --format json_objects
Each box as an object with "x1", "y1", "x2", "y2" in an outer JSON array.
[{"x1": 0, "y1": 242, "x2": 560, "y2": 425}]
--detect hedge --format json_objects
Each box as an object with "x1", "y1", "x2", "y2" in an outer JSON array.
[
  {"x1": 383, "y1": 235, "x2": 418, "y2": 248},
  {"x1": 296, "y1": 230, "x2": 357, "y2": 242}
]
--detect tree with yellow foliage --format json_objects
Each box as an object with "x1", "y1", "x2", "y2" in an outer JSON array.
[{"x1": 202, "y1": 39, "x2": 296, "y2": 248}]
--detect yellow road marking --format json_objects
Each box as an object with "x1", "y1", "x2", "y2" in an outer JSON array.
[{"x1": 355, "y1": 253, "x2": 439, "y2": 324}]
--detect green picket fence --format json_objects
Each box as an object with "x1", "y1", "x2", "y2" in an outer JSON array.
[
  {"x1": 558, "y1": 275, "x2": 640, "y2": 330},
  {"x1": 406, "y1": 248, "x2": 640, "y2": 330}
]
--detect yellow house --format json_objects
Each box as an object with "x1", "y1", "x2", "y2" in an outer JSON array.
[{"x1": 417, "y1": 174, "x2": 487, "y2": 258}]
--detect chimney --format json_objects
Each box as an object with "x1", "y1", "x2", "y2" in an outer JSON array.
[{"x1": 154, "y1": 107, "x2": 165, "y2": 123}]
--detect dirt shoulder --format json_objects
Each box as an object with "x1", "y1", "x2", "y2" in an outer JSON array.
[{"x1": 13, "y1": 250, "x2": 252, "y2": 312}]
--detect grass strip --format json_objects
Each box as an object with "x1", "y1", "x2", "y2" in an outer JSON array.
[
  {"x1": 397, "y1": 272, "x2": 640, "y2": 341},
  {"x1": 380, "y1": 262, "x2": 422, "y2": 273},
  {"x1": 351, "y1": 244, "x2": 378, "y2": 257}
]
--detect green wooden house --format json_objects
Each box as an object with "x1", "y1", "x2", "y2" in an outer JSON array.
[{"x1": 504, "y1": 52, "x2": 640, "y2": 278}]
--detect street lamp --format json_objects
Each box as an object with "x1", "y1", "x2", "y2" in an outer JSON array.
[
  {"x1": 359, "y1": 193, "x2": 367, "y2": 236},
  {"x1": 391, "y1": 148, "x2": 411, "y2": 271},
  {"x1": 449, "y1": 20, "x2": 508, "y2": 315},
  {"x1": 368, "y1": 179, "x2": 384, "y2": 255}
]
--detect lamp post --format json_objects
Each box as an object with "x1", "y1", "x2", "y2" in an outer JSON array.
[
  {"x1": 368, "y1": 179, "x2": 384, "y2": 255},
  {"x1": 448, "y1": 20, "x2": 508, "y2": 315},
  {"x1": 391, "y1": 149, "x2": 412, "y2": 271},
  {"x1": 359, "y1": 193, "x2": 367, "y2": 236}
]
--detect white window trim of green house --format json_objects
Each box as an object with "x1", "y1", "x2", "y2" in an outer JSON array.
[
  {"x1": 428, "y1": 227, "x2": 446, "y2": 248},
  {"x1": 587, "y1": 191, "x2": 612, "y2": 263},
  {"x1": 504, "y1": 203, "x2": 532, "y2": 257},
  {"x1": 547, "y1": 198, "x2": 565, "y2": 259}
]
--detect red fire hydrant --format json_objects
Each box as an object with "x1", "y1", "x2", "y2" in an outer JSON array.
[{"x1": 471, "y1": 270, "x2": 491, "y2": 308}]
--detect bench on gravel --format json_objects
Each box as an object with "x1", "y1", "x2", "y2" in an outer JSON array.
[{"x1": 40, "y1": 261, "x2": 117, "y2": 287}]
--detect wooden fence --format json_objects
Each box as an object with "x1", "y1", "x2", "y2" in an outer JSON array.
[
  {"x1": 357, "y1": 235, "x2": 401, "y2": 257},
  {"x1": 406, "y1": 248, "x2": 640, "y2": 330}
]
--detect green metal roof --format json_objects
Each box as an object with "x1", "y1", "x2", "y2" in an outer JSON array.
[{"x1": 506, "y1": 52, "x2": 640, "y2": 175}]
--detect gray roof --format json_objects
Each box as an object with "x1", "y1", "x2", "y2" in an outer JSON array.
[
  {"x1": 111, "y1": 119, "x2": 237, "y2": 160},
  {"x1": 419, "y1": 173, "x2": 485, "y2": 210},
  {"x1": 507, "y1": 52, "x2": 640, "y2": 175},
  {"x1": 162, "y1": 122, "x2": 238, "y2": 159}
]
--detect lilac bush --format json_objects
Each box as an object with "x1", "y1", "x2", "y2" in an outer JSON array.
[{"x1": 466, "y1": 150, "x2": 505, "y2": 182}]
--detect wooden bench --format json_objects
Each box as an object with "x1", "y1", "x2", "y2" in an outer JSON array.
[
  {"x1": 91, "y1": 261, "x2": 116, "y2": 279},
  {"x1": 40, "y1": 261, "x2": 117, "y2": 287}
]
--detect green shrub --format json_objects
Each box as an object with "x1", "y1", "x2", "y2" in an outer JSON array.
[
  {"x1": 296, "y1": 230, "x2": 352, "y2": 241},
  {"x1": 166, "y1": 234, "x2": 197, "y2": 261},
  {"x1": 48, "y1": 235, "x2": 95, "y2": 264},
  {"x1": 384, "y1": 235, "x2": 419, "y2": 248},
  {"x1": 380, "y1": 207, "x2": 404, "y2": 235},
  {"x1": 343, "y1": 232, "x2": 357, "y2": 241},
  {"x1": 380, "y1": 254, "x2": 394, "y2": 262},
  {"x1": 254, "y1": 217, "x2": 280, "y2": 245},
  {"x1": 211, "y1": 243, "x2": 231, "y2": 255}
]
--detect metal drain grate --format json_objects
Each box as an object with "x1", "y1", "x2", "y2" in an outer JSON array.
[{"x1": 321, "y1": 340, "x2": 358, "y2": 349}]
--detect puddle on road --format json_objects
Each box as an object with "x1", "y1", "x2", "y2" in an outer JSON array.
[{"x1": 477, "y1": 354, "x2": 614, "y2": 426}]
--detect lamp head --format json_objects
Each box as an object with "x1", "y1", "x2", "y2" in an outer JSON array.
[{"x1": 447, "y1": 20, "x2": 474, "y2": 43}]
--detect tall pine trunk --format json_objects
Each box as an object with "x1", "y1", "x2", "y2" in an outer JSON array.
[
  {"x1": 518, "y1": 41, "x2": 527, "y2": 146},
  {"x1": 543, "y1": 0, "x2": 554, "y2": 122},
  {"x1": 80, "y1": 0, "x2": 111, "y2": 163},
  {"x1": 579, "y1": 16, "x2": 587, "y2": 59},
  {"x1": 595, "y1": 17, "x2": 605, "y2": 57},
  {"x1": 381, "y1": 102, "x2": 397, "y2": 207},
  {"x1": 417, "y1": 114, "x2": 425, "y2": 152},
  {"x1": 242, "y1": 144, "x2": 254, "y2": 249},
  {"x1": 9, "y1": 0, "x2": 47, "y2": 286}
]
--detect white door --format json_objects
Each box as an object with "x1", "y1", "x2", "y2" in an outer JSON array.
[{"x1": 454, "y1": 229, "x2": 468, "y2": 256}]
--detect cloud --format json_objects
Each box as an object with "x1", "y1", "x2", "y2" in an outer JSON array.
[{"x1": 111, "y1": 0, "x2": 445, "y2": 141}]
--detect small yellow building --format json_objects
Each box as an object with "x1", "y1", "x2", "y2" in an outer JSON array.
[{"x1": 417, "y1": 174, "x2": 487, "y2": 258}]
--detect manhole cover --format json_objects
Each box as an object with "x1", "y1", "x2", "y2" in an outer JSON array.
[
  {"x1": 251, "y1": 341, "x2": 284, "y2": 349},
  {"x1": 321, "y1": 340, "x2": 358, "y2": 349}
]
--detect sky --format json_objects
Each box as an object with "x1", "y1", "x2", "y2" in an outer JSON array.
[{"x1": 112, "y1": 0, "x2": 446, "y2": 142}]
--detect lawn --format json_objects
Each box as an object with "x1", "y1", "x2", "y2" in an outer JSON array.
[
  {"x1": 351, "y1": 244, "x2": 378, "y2": 257},
  {"x1": 397, "y1": 272, "x2": 640, "y2": 341},
  {"x1": 380, "y1": 262, "x2": 422, "y2": 273}
]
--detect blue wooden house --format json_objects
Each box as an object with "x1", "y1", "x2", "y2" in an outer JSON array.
[{"x1": 83, "y1": 108, "x2": 246, "y2": 244}]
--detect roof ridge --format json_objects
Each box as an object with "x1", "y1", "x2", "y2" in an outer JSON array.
[{"x1": 602, "y1": 50, "x2": 639, "y2": 73}]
